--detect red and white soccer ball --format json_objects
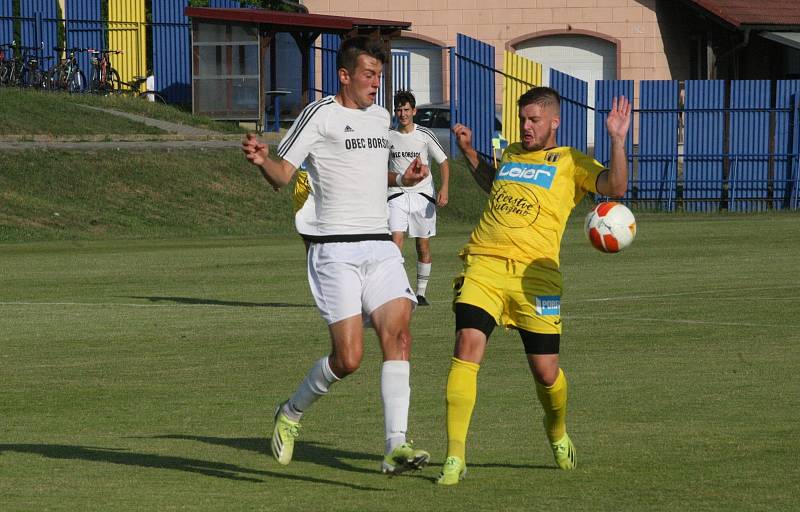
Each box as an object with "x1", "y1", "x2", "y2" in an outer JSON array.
[{"x1": 584, "y1": 202, "x2": 637, "y2": 253}]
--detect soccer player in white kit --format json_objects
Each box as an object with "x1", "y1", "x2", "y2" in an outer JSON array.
[
  {"x1": 241, "y1": 36, "x2": 431, "y2": 476},
  {"x1": 388, "y1": 91, "x2": 450, "y2": 306}
]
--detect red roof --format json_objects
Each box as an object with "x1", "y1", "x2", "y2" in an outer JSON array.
[
  {"x1": 185, "y1": 7, "x2": 411, "y2": 32},
  {"x1": 684, "y1": 0, "x2": 800, "y2": 27}
]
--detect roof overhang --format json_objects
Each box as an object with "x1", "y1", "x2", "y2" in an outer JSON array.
[
  {"x1": 760, "y1": 31, "x2": 800, "y2": 51},
  {"x1": 184, "y1": 7, "x2": 411, "y2": 34}
]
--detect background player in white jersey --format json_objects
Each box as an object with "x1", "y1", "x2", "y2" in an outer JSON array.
[
  {"x1": 388, "y1": 91, "x2": 449, "y2": 306},
  {"x1": 241, "y1": 36, "x2": 431, "y2": 476}
]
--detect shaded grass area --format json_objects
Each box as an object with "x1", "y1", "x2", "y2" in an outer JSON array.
[
  {"x1": 0, "y1": 88, "x2": 165, "y2": 136},
  {"x1": 0, "y1": 149, "x2": 481, "y2": 242},
  {"x1": 0, "y1": 88, "x2": 246, "y2": 135},
  {"x1": 1, "y1": 214, "x2": 798, "y2": 510}
]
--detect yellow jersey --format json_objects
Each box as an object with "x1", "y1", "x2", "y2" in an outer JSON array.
[{"x1": 462, "y1": 144, "x2": 606, "y2": 269}]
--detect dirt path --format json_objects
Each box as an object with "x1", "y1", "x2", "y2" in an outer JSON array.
[{"x1": 0, "y1": 107, "x2": 284, "y2": 151}]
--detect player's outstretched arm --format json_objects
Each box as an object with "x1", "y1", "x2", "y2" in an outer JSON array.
[
  {"x1": 242, "y1": 133, "x2": 296, "y2": 191},
  {"x1": 597, "y1": 96, "x2": 631, "y2": 198},
  {"x1": 390, "y1": 157, "x2": 430, "y2": 188},
  {"x1": 452, "y1": 123, "x2": 495, "y2": 194}
]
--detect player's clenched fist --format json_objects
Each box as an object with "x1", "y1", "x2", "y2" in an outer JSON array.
[
  {"x1": 242, "y1": 133, "x2": 269, "y2": 167},
  {"x1": 451, "y1": 123, "x2": 473, "y2": 152},
  {"x1": 400, "y1": 157, "x2": 429, "y2": 187}
]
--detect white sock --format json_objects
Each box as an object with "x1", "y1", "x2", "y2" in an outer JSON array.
[
  {"x1": 284, "y1": 356, "x2": 340, "y2": 421},
  {"x1": 416, "y1": 262, "x2": 431, "y2": 297},
  {"x1": 381, "y1": 360, "x2": 410, "y2": 455}
]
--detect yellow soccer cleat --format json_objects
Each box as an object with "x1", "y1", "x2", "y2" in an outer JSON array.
[
  {"x1": 436, "y1": 456, "x2": 467, "y2": 485},
  {"x1": 381, "y1": 441, "x2": 431, "y2": 475},
  {"x1": 271, "y1": 402, "x2": 301, "y2": 465},
  {"x1": 550, "y1": 433, "x2": 576, "y2": 470}
]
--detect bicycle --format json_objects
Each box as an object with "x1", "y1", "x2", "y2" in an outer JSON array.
[
  {"x1": 48, "y1": 47, "x2": 87, "y2": 93},
  {"x1": 0, "y1": 42, "x2": 47, "y2": 88},
  {"x1": 0, "y1": 43, "x2": 13, "y2": 85},
  {"x1": 117, "y1": 74, "x2": 167, "y2": 104},
  {"x1": 88, "y1": 48, "x2": 121, "y2": 93}
]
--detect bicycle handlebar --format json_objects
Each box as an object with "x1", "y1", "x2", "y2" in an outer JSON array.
[
  {"x1": 53, "y1": 46, "x2": 90, "y2": 53},
  {"x1": 87, "y1": 49, "x2": 124, "y2": 55}
]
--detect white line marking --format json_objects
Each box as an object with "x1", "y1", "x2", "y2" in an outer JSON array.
[
  {"x1": 0, "y1": 301, "x2": 229, "y2": 309},
  {"x1": 563, "y1": 315, "x2": 798, "y2": 328},
  {"x1": 572, "y1": 284, "x2": 800, "y2": 303}
]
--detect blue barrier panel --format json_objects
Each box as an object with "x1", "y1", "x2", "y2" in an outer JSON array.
[
  {"x1": 729, "y1": 80, "x2": 770, "y2": 212},
  {"x1": 21, "y1": 0, "x2": 59, "y2": 63},
  {"x1": 209, "y1": 0, "x2": 241, "y2": 7},
  {"x1": 320, "y1": 33, "x2": 340, "y2": 97},
  {"x1": 550, "y1": 68, "x2": 588, "y2": 153},
  {"x1": 152, "y1": 0, "x2": 190, "y2": 104},
  {"x1": 774, "y1": 80, "x2": 800, "y2": 209},
  {"x1": 639, "y1": 80, "x2": 679, "y2": 211},
  {"x1": 307, "y1": 44, "x2": 315, "y2": 103},
  {"x1": 376, "y1": 49, "x2": 410, "y2": 109},
  {"x1": 684, "y1": 80, "x2": 724, "y2": 212},
  {"x1": 0, "y1": 0, "x2": 12, "y2": 48},
  {"x1": 456, "y1": 33, "x2": 495, "y2": 160},
  {"x1": 594, "y1": 80, "x2": 634, "y2": 200},
  {"x1": 65, "y1": 0, "x2": 103, "y2": 86}
]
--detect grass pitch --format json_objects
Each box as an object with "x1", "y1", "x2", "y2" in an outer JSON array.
[{"x1": 1, "y1": 213, "x2": 798, "y2": 511}]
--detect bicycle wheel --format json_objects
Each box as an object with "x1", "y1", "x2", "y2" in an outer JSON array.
[
  {"x1": 138, "y1": 90, "x2": 167, "y2": 104},
  {"x1": 68, "y1": 70, "x2": 86, "y2": 93},
  {"x1": 106, "y1": 68, "x2": 121, "y2": 93}
]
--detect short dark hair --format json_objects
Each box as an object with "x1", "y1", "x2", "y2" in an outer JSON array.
[
  {"x1": 336, "y1": 36, "x2": 386, "y2": 74},
  {"x1": 393, "y1": 90, "x2": 416, "y2": 109},
  {"x1": 518, "y1": 86, "x2": 561, "y2": 115}
]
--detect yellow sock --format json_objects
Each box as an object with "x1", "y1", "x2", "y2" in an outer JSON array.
[
  {"x1": 445, "y1": 357, "x2": 480, "y2": 461},
  {"x1": 535, "y1": 368, "x2": 568, "y2": 442}
]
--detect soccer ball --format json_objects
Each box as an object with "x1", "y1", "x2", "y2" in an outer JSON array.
[{"x1": 584, "y1": 202, "x2": 636, "y2": 253}]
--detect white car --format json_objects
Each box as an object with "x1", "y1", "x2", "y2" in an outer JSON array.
[{"x1": 412, "y1": 102, "x2": 503, "y2": 157}]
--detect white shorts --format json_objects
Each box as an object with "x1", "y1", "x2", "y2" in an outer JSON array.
[
  {"x1": 388, "y1": 192, "x2": 437, "y2": 239},
  {"x1": 307, "y1": 240, "x2": 417, "y2": 325}
]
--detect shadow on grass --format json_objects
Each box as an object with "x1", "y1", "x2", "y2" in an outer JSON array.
[
  {"x1": 151, "y1": 435, "x2": 385, "y2": 476},
  {"x1": 0, "y1": 443, "x2": 383, "y2": 490},
  {"x1": 126, "y1": 296, "x2": 313, "y2": 308}
]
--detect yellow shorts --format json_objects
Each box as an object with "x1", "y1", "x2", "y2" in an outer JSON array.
[
  {"x1": 292, "y1": 170, "x2": 310, "y2": 214},
  {"x1": 453, "y1": 254, "x2": 563, "y2": 334}
]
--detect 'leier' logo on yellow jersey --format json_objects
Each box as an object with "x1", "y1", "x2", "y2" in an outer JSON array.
[{"x1": 462, "y1": 144, "x2": 606, "y2": 268}]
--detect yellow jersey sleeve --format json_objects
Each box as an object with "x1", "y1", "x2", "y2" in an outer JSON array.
[{"x1": 462, "y1": 145, "x2": 606, "y2": 268}]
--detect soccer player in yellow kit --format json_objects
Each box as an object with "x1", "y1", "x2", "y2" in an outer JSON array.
[{"x1": 437, "y1": 87, "x2": 631, "y2": 485}]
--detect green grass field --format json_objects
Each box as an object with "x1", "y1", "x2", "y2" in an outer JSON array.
[
  {"x1": 2, "y1": 213, "x2": 799, "y2": 511},
  {"x1": 2, "y1": 90, "x2": 798, "y2": 510}
]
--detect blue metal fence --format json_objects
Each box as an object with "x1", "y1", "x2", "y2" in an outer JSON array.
[
  {"x1": 0, "y1": 0, "x2": 12, "y2": 48},
  {"x1": 594, "y1": 80, "x2": 635, "y2": 201},
  {"x1": 550, "y1": 68, "x2": 588, "y2": 153},
  {"x1": 729, "y1": 80, "x2": 771, "y2": 212},
  {"x1": 151, "y1": 0, "x2": 190, "y2": 104},
  {"x1": 454, "y1": 33, "x2": 495, "y2": 159},
  {"x1": 684, "y1": 80, "x2": 725, "y2": 212},
  {"x1": 64, "y1": 0, "x2": 102, "y2": 86},
  {"x1": 21, "y1": 0, "x2": 58, "y2": 63},
  {"x1": 319, "y1": 33, "x2": 340, "y2": 97},
  {"x1": 638, "y1": 80, "x2": 679, "y2": 210},
  {"x1": 775, "y1": 80, "x2": 800, "y2": 209}
]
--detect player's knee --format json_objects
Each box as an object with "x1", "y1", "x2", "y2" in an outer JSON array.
[
  {"x1": 381, "y1": 327, "x2": 412, "y2": 357},
  {"x1": 330, "y1": 352, "x2": 362, "y2": 377}
]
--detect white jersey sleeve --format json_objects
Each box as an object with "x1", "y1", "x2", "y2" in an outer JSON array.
[
  {"x1": 277, "y1": 97, "x2": 334, "y2": 169},
  {"x1": 416, "y1": 126, "x2": 448, "y2": 166}
]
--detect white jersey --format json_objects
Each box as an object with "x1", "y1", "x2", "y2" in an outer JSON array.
[
  {"x1": 388, "y1": 124, "x2": 447, "y2": 196},
  {"x1": 278, "y1": 96, "x2": 391, "y2": 239}
]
